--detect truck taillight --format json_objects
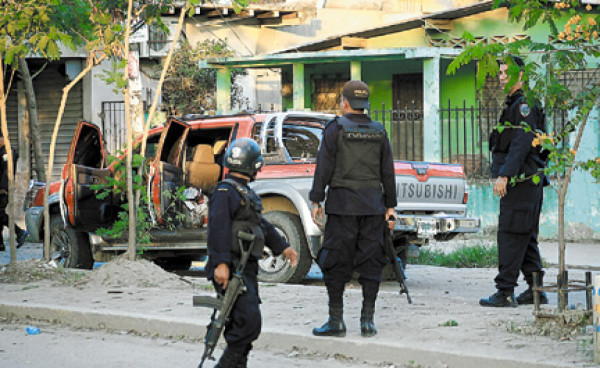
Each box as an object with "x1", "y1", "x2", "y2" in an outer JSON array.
[{"x1": 463, "y1": 192, "x2": 468, "y2": 204}]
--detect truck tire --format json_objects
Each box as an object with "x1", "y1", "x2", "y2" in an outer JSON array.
[
  {"x1": 47, "y1": 215, "x2": 93, "y2": 269},
  {"x1": 258, "y1": 211, "x2": 312, "y2": 284}
]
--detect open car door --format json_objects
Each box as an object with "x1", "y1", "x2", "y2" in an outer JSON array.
[
  {"x1": 62, "y1": 121, "x2": 113, "y2": 231},
  {"x1": 148, "y1": 118, "x2": 190, "y2": 224}
]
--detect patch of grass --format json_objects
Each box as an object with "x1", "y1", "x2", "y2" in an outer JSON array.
[
  {"x1": 409, "y1": 245, "x2": 498, "y2": 268},
  {"x1": 439, "y1": 319, "x2": 459, "y2": 327}
]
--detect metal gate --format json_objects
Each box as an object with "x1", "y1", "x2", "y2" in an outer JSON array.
[{"x1": 100, "y1": 101, "x2": 126, "y2": 155}]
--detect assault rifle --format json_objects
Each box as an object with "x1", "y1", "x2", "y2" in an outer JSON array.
[
  {"x1": 193, "y1": 230, "x2": 255, "y2": 368},
  {"x1": 384, "y1": 217, "x2": 412, "y2": 304}
]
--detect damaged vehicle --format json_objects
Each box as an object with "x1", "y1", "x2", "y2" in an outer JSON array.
[{"x1": 23, "y1": 111, "x2": 480, "y2": 283}]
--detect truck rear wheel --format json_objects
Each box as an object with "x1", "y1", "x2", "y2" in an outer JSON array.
[
  {"x1": 258, "y1": 211, "x2": 312, "y2": 284},
  {"x1": 47, "y1": 215, "x2": 93, "y2": 269}
]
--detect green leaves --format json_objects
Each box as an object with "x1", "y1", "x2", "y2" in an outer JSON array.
[{"x1": 448, "y1": 0, "x2": 600, "y2": 190}]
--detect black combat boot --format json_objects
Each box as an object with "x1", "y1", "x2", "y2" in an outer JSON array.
[
  {"x1": 312, "y1": 303, "x2": 346, "y2": 337},
  {"x1": 16, "y1": 228, "x2": 28, "y2": 249},
  {"x1": 517, "y1": 273, "x2": 549, "y2": 305},
  {"x1": 360, "y1": 301, "x2": 377, "y2": 337},
  {"x1": 215, "y1": 344, "x2": 245, "y2": 368},
  {"x1": 479, "y1": 289, "x2": 517, "y2": 307}
]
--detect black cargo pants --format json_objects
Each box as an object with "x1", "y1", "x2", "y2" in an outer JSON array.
[
  {"x1": 317, "y1": 214, "x2": 388, "y2": 299},
  {"x1": 494, "y1": 181, "x2": 544, "y2": 292},
  {"x1": 212, "y1": 262, "x2": 261, "y2": 348}
]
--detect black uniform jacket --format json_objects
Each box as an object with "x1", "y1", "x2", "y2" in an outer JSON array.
[
  {"x1": 206, "y1": 174, "x2": 289, "y2": 279},
  {"x1": 309, "y1": 113, "x2": 397, "y2": 216},
  {"x1": 490, "y1": 89, "x2": 548, "y2": 184},
  {"x1": 0, "y1": 145, "x2": 18, "y2": 192}
]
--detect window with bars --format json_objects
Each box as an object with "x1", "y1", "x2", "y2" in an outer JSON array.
[
  {"x1": 149, "y1": 25, "x2": 168, "y2": 51},
  {"x1": 311, "y1": 77, "x2": 345, "y2": 113}
]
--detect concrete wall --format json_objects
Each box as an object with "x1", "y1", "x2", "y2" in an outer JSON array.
[{"x1": 466, "y1": 106, "x2": 600, "y2": 241}]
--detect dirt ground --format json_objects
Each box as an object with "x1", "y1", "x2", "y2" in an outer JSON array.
[{"x1": 0, "y1": 258, "x2": 597, "y2": 367}]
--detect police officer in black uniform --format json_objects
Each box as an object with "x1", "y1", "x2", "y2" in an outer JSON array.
[
  {"x1": 310, "y1": 80, "x2": 397, "y2": 337},
  {"x1": 480, "y1": 56, "x2": 549, "y2": 307},
  {"x1": 0, "y1": 131, "x2": 28, "y2": 252},
  {"x1": 206, "y1": 138, "x2": 298, "y2": 367}
]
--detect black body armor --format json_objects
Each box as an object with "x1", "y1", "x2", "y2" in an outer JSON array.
[
  {"x1": 329, "y1": 116, "x2": 385, "y2": 190},
  {"x1": 221, "y1": 179, "x2": 265, "y2": 259}
]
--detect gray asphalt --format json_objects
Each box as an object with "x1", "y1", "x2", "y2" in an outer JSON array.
[{"x1": 1, "y1": 239, "x2": 599, "y2": 368}]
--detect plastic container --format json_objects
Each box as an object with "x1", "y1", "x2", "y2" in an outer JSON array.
[{"x1": 25, "y1": 326, "x2": 41, "y2": 335}]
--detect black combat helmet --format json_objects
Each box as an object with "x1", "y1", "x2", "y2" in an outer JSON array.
[{"x1": 223, "y1": 138, "x2": 264, "y2": 175}]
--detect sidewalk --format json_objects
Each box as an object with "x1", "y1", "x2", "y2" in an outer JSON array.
[
  {"x1": 538, "y1": 241, "x2": 600, "y2": 269},
  {"x1": 0, "y1": 263, "x2": 598, "y2": 368}
]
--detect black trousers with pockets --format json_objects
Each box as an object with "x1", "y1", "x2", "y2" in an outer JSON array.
[
  {"x1": 317, "y1": 214, "x2": 388, "y2": 299},
  {"x1": 494, "y1": 182, "x2": 544, "y2": 292}
]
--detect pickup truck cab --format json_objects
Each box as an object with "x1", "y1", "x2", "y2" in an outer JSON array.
[{"x1": 24, "y1": 111, "x2": 480, "y2": 283}]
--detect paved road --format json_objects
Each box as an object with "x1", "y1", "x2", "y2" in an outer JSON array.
[
  {"x1": 0, "y1": 322, "x2": 382, "y2": 368},
  {"x1": 1, "y1": 242, "x2": 42, "y2": 263}
]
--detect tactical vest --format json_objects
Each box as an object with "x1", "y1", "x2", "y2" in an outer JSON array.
[
  {"x1": 329, "y1": 116, "x2": 385, "y2": 190},
  {"x1": 220, "y1": 179, "x2": 265, "y2": 259}
]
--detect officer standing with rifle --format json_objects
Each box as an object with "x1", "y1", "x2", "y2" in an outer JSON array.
[
  {"x1": 201, "y1": 138, "x2": 297, "y2": 367},
  {"x1": 310, "y1": 80, "x2": 397, "y2": 338}
]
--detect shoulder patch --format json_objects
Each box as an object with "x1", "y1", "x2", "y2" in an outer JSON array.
[{"x1": 520, "y1": 103, "x2": 530, "y2": 117}]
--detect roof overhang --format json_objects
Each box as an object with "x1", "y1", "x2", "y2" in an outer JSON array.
[
  {"x1": 272, "y1": 1, "x2": 496, "y2": 53},
  {"x1": 204, "y1": 47, "x2": 463, "y2": 68}
]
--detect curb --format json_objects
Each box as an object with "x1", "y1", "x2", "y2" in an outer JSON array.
[{"x1": 0, "y1": 302, "x2": 577, "y2": 368}]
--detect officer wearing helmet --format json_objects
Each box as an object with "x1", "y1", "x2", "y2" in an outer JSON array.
[{"x1": 206, "y1": 138, "x2": 298, "y2": 368}]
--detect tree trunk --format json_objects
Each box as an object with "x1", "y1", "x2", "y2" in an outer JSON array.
[
  {"x1": 557, "y1": 179, "x2": 566, "y2": 310},
  {"x1": 17, "y1": 58, "x2": 46, "y2": 182},
  {"x1": 134, "y1": 5, "x2": 187, "y2": 240},
  {"x1": 0, "y1": 56, "x2": 17, "y2": 265},
  {"x1": 124, "y1": 0, "x2": 136, "y2": 261},
  {"x1": 556, "y1": 110, "x2": 590, "y2": 311}
]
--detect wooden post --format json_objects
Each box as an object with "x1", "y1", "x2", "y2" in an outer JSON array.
[
  {"x1": 558, "y1": 270, "x2": 569, "y2": 311},
  {"x1": 533, "y1": 271, "x2": 541, "y2": 314},
  {"x1": 593, "y1": 274, "x2": 600, "y2": 363},
  {"x1": 586, "y1": 272, "x2": 592, "y2": 312}
]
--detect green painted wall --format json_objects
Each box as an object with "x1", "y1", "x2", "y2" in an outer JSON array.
[
  {"x1": 440, "y1": 60, "x2": 476, "y2": 107},
  {"x1": 363, "y1": 59, "x2": 422, "y2": 112}
]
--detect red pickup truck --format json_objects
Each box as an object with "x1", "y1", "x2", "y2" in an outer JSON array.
[{"x1": 23, "y1": 111, "x2": 480, "y2": 283}]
